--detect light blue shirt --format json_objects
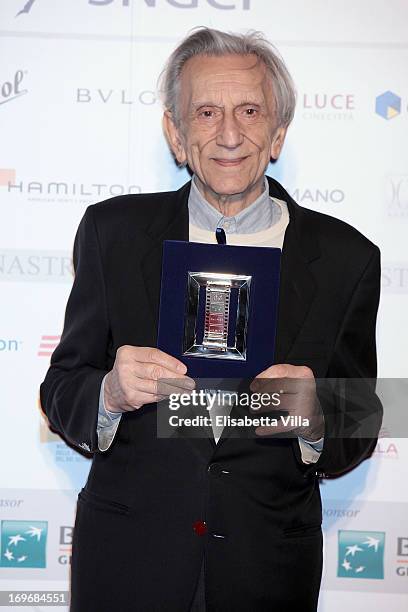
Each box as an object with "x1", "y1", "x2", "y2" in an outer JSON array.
[{"x1": 189, "y1": 175, "x2": 282, "y2": 233}]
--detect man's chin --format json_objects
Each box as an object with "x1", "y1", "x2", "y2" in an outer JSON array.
[{"x1": 202, "y1": 178, "x2": 254, "y2": 199}]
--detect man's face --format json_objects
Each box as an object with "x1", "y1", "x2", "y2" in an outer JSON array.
[{"x1": 164, "y1": 53, "x2": 287, "y2": 205}]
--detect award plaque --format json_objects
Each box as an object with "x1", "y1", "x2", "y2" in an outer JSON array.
[
  {"x1": 157, "y1": 240, "x2": 281, "y2": 379},
  {"x1": 183, "y1": 272, "x2": 251, "y2": 360}
]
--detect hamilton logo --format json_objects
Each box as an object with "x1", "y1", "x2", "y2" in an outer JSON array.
[{"x1": 16, "y1": 0, "x2": 37, "y2": 17}]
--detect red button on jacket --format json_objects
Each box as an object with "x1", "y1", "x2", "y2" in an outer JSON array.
[{"x1": 193, "y1": 520, "x2": 207, "y2": 536}]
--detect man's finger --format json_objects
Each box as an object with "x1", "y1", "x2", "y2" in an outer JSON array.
[
  {"x1": 249, "y1": 395, "x2": 297, "y2": 415},
  {"x1": 255, "y1": 424, "x2": 299, "y2": 437},
  {"x1": 127, "y1": 377, "x2": 187, "y2": 398},
  {"x1": 255, "y1": 364, "x2": 314, "y2": 380},
  {"x1": 156, "y1": 378, "x2": 196, "y2": 397},
  {"x1": 255, "y1": 364, "x2": 290, "y2": 379},
  {"x1": 132, "y1": 362, "x2": 195, "y2": 389},
  {"x1": 129, "y1": 347, "x2": 187, "y2": 374},
  {"x1": 124, "y1": 391, "x2": 169, "y2": 411},
  {"x1": 250, "y1": 377, "x2": 315, "y2": 395}
]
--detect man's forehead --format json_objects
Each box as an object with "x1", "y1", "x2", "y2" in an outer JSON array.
[
  {"x1": 182, "y1": 53, "x2": 268, "y2": 87},
  {"x1": 190, "y1": 89, "x2": 265, "y2": 108}
]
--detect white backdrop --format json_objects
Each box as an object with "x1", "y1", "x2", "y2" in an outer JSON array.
[{"x1": 1, "y1": 1, "x2": 408, "y2": 610}]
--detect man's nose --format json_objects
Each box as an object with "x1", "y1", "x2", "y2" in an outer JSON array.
[{"x1": 216, "y1": 112, "x2": 244, "y2": 148}]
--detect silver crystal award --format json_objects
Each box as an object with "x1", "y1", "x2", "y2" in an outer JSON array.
[{"x1": 183, "y1": 272, "x2": 251, "y2": 360}]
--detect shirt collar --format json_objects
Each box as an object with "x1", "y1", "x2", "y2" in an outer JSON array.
[{"x1": 188, "y1": 175, "x2": 281, "y2": 234}]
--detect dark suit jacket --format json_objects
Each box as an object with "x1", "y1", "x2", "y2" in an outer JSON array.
[{"x1": 40, "y1": 176, "x2": 382, "y2": 612}]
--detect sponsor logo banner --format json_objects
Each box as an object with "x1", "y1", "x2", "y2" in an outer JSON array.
[
  {"x1": 301, "y1": 93, "x2": 355, "y2": 121},
  {"x1": 376, "y1": 91, "x2": 401, "y2": 120},
  {"x1": 291, "y1": 187, "x2": 345, "y2": 205},
  {"x1": 385, "y1": 175, "x2": 408, "y2": 218},
  {"x1": 322, "y1": 499, "x2": 408, "y2": 594},
  {"x1": 0, "y1": 169, "x2": 141, "y2": 204},
  {"x1": 337, "y1": 530, "x2": 385, "y2": 579},
  {"x1": 0, "y1": 338, "x2": 23, "y2": 352},
  {"x1": 0, "y1": 71, "x2": 28, "y2": 107},
  {"x1": 38, "y1": 335, "x2": 61, "y2": 358},
  {"x1": 0, "y1": 490, "x2": 78, "y2": 580},
  {"x1": 0, "y1": 250, "x2": 72, "y2": 283},
  {"x1": 381, "y1": 262, "x2": 408, "y2": 294},
  {"x1": 14, "y1": 0, "x2": 251, "y2": 16},
  {"x1": 0, "y1": 520, "x2": 47, "y2": 568}
]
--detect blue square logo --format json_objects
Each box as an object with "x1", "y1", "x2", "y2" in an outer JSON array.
[
  {"x1": 1, "y1": 520, "x2": 47, "y2": 568},
  {"x1": 337, "y1": 530, "x2": 385, "y2": 579}
]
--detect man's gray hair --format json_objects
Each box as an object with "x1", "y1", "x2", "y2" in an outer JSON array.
[{"x1": 158, "y1": 27, "x2": 296, "y2": 129}]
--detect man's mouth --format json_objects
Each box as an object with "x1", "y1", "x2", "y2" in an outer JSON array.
[{"x1": 212, "y1": 157, "x2": 248, "y2": 167}]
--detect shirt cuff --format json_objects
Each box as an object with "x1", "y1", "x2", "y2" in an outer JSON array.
[
  {"x1": 297, "y1": 436, "x2": 324, "y2": 464},
  {"x1": 97, "y1": 374, "x2": 122, "y2": 452}
]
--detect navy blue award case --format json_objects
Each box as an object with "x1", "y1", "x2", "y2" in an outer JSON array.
[{"x1": 157, "y1": 240, "x2": 281, "y2": 379}]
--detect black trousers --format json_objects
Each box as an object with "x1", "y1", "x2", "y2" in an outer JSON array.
[{"x1": 190, "y1": 558, "x2": 206, "y2": 612}]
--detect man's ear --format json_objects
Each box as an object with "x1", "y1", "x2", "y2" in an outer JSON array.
[
  {"x1": 162, "y1": 111, "x2": 187, "y2": 166},
  {"x1": 270, "y1": 126, "x2": 288, "y2": 161}
]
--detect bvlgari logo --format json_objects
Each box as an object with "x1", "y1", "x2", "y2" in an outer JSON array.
[{"x1": 77, "y1": 88, "x2": 158, "y2": 105}]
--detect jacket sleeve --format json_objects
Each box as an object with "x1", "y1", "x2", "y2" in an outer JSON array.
[
  {"x1": 39, "y1": 205, "x2": 112, "y2": 454},
  {"x1": 311, "y1": 245, "x2": 383, "y2": 477}
]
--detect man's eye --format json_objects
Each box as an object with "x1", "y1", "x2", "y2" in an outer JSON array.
[
  {"x1": 199, "y1": 109, "x2": 216, "y2": 119},
  {"x1": 244, "y1": 107, "x2": 258, "y2": 117}
]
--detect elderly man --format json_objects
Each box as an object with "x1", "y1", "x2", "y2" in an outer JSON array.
[{"x1": 40, "y1": 28, "x2": 381, "y2": 612}]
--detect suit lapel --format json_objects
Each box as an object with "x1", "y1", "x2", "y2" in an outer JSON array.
[
  {"x1": 274, "y1": 212, "x2": 317, "y2": 362},
  {"x1": 140, "y1": 183, "x2": 190, "y2": 342}
]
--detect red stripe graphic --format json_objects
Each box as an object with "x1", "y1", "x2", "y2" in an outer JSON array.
[{"x1": 38, "y1": 335, "x2": 60, "y2": 357}]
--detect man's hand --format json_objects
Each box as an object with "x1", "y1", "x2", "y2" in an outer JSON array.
[
  {"x1": 250, "y1": 364, "x2": 324, "y2": 442},
  {"x1": 104, "y1": 346, "x2": 195, "y2": 414}
]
